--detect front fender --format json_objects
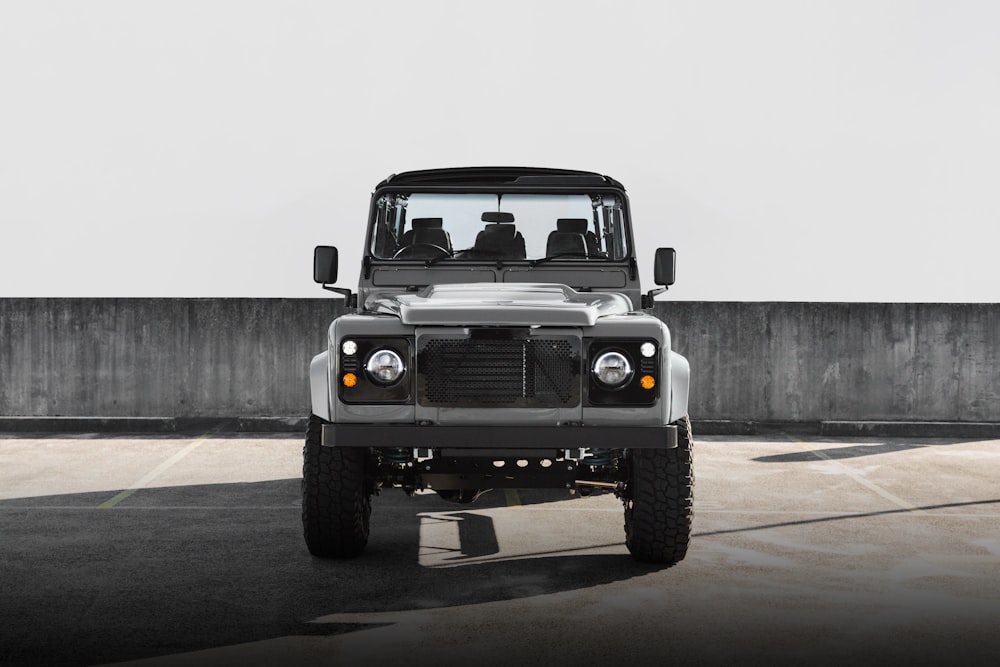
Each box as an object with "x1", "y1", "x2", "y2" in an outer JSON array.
[{"x1": 310, "y1": 351, "x2": 331, "y2": 421}]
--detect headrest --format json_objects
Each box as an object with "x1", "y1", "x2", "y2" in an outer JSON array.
[
  {"x1": 412, "y1": 217, "x2": 443, "y2": 229},
  {"x1": 556, "y1": 218, "x2": 589, "y2": 233},
  {"x1": 481, "y1": 224, "x2": 515, "y2": 238}
]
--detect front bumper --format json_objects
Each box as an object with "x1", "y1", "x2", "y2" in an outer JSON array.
[{"x1": 321, "y1": 423, "x2": 677, "y2": 450}]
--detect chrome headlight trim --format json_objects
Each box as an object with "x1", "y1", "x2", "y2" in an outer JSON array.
[
  {"x1": 591, "y1": 350, "x2": 633, "y2": 388},
  {"x1": 365, "y1": 348, "x2": 406, "y2": 385}
]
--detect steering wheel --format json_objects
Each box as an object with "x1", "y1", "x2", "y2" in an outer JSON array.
[{"x1": 392, "y1": 243, "x2": 451, "y2": 259}]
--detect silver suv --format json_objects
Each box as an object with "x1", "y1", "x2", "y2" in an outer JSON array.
[{"x1": 304, "y1": 167, "x2": 692, "y2": 563}]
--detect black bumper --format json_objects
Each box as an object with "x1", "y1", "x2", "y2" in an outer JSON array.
[{"x1": 321, "y1": 423, "x2": 677, "y2": 450}]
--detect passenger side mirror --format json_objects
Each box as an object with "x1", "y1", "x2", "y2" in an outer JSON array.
[
  {"x1": 314, "y1": 246, "x2": 338, "y2": 284},
  {"x1": 654, "y1": 247, "x2": 676, "y2": 286}
]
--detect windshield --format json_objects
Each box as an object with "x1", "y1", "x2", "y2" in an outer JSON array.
[{"x1": 369, "y1": 193, "x2": 629, "y2": 262}]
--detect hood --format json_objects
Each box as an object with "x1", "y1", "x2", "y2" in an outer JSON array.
[{"x1": 365, "y1": 283, "x2": 633, "y2": 326}]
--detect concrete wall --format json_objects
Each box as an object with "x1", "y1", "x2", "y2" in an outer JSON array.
[
  {"x1": 0, "y1": 299, "x2": 344, "y2": 419},
  {"x1": 1, "y1": 299, "x2": 998, "y2": 422},
  {"x1": 659, "y1": 302, "x2": 1000, "y2": 422}
]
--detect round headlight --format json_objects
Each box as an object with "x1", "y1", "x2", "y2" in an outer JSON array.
[
  {"x1": 365, "y1": 348, "x2": 405, "y2": 384},
  {"x1": 592, "y1": 351, "x2": 633, "y2": 387}
]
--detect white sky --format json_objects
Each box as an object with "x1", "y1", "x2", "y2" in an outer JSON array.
[{"x1": 1, "y1": 1, "x2": 998, "y2": 301}]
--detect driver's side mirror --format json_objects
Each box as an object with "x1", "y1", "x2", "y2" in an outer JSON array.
[
  {"x1": 314, "y1": 246, "x2": 338, "y2": 284},
  {"x1": 314, "y1": 245, "x2": 354, "y2": 304},
  {"x1": 654, "y1": 247, "x2": 676, "y2": 286}
]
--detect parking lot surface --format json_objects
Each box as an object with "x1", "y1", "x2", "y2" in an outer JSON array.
[{"x1": 1, "y1": 431, "x2": 998, "y2": 666}]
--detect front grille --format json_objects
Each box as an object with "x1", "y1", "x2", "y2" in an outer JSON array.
[{"x1": 418, "y1": 334, "x2": 580, "y2": 407}]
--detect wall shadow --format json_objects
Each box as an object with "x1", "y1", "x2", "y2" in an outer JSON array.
[
  {"x1": 753, "y1": 438, "x2": 986, "y2": 463},
  {"x1": 0, "y1": 429, "x2": 302, "y2": 441},
  {"x1": 0, "y1": 480, "x2": 654, "y2": 666},
  {"x1": 694, "y1": 498, "x2": 1000, "y2": 538}
]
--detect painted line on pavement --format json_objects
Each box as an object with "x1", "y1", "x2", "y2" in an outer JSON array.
[
  {"x1": 504, "y1": 489, "x2": 522, "y2": 507},
  {"x1": 786, "y1": 434, "x2": 928, "y2": 516},
  {"x1": 97, "y1": 426, "x2": 222, "y2": 509}
]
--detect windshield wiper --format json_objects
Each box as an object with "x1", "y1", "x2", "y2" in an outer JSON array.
[
  {"x1": 424, "y1": 248, "x2": 473, "y2": 267},
  {"x1": 529, "y1": 252, "x2": 591, "y2": 267}
]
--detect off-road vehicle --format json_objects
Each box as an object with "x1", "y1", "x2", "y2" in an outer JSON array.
[{"x1": 305, "y1": 167, "x2": 692, "y2": 563}]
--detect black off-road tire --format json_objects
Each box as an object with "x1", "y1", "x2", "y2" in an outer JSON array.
[
  {"x1": 301, "y1": 415, "x2": 372, "y2": 558},
  {"x1": 623, "y1": 416, "x2": 694, "y2": 564}
]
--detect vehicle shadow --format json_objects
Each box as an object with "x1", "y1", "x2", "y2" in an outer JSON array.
[{"x1": 0, "y1": 480, "x2": 658, "y2": 666}]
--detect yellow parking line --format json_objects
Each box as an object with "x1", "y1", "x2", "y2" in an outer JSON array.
[
  {"x1": 97, "y1": 490, "x2": 134, "y2": 510},
  {"x1": 787, "y1": 435, "x2": 927, "y2": 516},
  {"x1": 504, "y1": 489, "x2": 522, "y2": 507},
  {"x1": 98, "y1": 428, "x2": 219, "y2": 509}
]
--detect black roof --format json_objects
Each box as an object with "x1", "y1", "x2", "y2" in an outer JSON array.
[{"x1": 377, "y1": 167, "x2": 624, "y2": 189}]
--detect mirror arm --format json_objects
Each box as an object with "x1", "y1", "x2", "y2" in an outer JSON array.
[
  {"x1": 322, "y1": 285, "x2": 355, "y2": 306},
  {"x1": 642, "y1": 286, "x2": 667, "y2": 309}
]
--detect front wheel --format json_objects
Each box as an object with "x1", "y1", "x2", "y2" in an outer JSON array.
[
  {"x1": 301, "y1": 415, "x2": 372, "y2": 558},
  {"x1": 623, "y1": 417, "x2": 694, "y2": 564}
]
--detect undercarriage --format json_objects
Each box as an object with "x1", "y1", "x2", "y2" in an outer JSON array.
[{"x1": 371, "y1": 447, "x2": 624, "y2": 502}]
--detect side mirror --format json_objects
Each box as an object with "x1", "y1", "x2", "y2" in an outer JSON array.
[
  {"x1": 314, "y1": 246, "x2": 338, "y2": 284},
  {"x1": 654, "y1": 247, "x2": 676, "y2": 286}
]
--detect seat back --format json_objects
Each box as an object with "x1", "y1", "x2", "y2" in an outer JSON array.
[
  {"x1": 556, "y1": 218, "x2": 599, "y2": 256},
  {"x1": 546, "y1": 230, "x2": 587, "y2": 257}
]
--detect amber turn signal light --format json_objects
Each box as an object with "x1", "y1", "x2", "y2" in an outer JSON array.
[
  {"x1": 342, "y1": 373, "x2": 358, "y2": 388},
  {"x1": 640, "y1": 375, "x2": 655, "y2": 390}
]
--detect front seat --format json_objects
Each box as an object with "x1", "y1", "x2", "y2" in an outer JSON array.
[{"x1": 399, "y1": 217, "x2": 452, "y2": 252}]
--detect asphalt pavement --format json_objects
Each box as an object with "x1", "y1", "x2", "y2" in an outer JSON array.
[{"x1": 1, "y1": 430, "x2": 998, "y2": 666}]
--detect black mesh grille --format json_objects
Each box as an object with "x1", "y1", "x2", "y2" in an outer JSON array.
[{"x1": 418, "y1": 336, "x2": 579, "y2": 407}]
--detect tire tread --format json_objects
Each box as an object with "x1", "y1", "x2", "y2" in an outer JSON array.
[
  {"x1": 624, "y1": 417, "x2": 694, "y2": 564},
  {"x1": 301, "y1": 415, "x2": 371, "y2": 558}
]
